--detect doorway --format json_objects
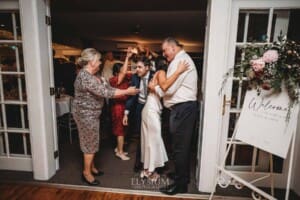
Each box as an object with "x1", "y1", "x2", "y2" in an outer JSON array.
[
  {"x1": 0, "y1": 0, "x2": 296, "y2": 198},
  {"x1": 49, "y1": 0, "x2": 207, "y2": 195}
]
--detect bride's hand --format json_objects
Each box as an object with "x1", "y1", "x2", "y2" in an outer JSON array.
[
  {"x1": 148, "y1": 77, "x2": 158, "y2": 92},
  {"x1": 176, "y1": 60, "x2": 189, "y2": 74}
]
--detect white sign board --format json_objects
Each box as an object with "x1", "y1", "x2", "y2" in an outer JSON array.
[{"x1": 236, "y1": 89, "x2": 299, "y2": 158}]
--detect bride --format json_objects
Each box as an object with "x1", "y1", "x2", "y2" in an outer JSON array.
[{"x1": 140, "y1": 56, "x2": 189, "y2": 181}]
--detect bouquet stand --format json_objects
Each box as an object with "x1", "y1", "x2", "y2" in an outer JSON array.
[
  {"x1": 209, "y1": 121, "x2": 297, "y2": 200},
  {"x1": 209, "y1": 88, "x2": 299, "y2": 200}
]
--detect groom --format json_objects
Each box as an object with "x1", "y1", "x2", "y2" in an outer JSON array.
[
  {"x1": 122, "y1": 56, "x2": 154, "y2": 172},
  {"x1": 156, "y1": 37, "x2": 198, "y2": 195}
]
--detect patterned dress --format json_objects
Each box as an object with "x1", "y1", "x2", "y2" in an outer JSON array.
[
  {"x1": 109, "y1": 73, "x2": 132, "y2": 136},
  {"x1": 72, "y1": 69, "x2": 115, "y2": 153}
]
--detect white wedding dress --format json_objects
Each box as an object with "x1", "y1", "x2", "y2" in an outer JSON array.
[{"x1": 141, "y1": 88, "x2": 168, "y2": 172}]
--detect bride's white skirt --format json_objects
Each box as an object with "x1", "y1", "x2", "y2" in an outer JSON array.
[{"x1": 141, "y1": 94, "x2": 168, "y2": 172}]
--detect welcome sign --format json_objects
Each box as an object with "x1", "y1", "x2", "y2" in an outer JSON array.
[{"x1": 235, "y1": 89, "x2": 299, "y2": 158}]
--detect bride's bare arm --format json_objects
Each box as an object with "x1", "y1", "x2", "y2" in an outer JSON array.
[{"x1": 157, "y1": 60, "x2": 189, "y2": 91}]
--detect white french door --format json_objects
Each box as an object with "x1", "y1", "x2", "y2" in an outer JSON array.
[
  {"x1": 0, "y1": 10, "x2": 32, "y2": 171},
  {"x1": 221, "y1": 0, "x2": 300, "y2": 188},
  {"x1": 0, "y1": 0, "x2": 59, "y2": 176}
]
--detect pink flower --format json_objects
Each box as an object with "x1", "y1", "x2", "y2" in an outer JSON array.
[
  {"x1": 262, "y1": 50, "x2": 279, "y2": 63},
  {"x1": 250, "y1": 58, "x2": 265, "y2": 72}
]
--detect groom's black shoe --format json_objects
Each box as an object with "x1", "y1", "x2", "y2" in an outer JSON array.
[
  {"x1": 159, "y1": 183, "x2": 188, "y2": 195},
  {"x1": 166, "y1": 172, "x2": 176, "y2": 180},
  {"x1": 81, "y1": 174, "x2": 100, "y2": 186}
]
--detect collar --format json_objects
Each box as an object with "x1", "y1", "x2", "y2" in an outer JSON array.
[{"x1": 141, "y1": 71, "x2": 150, "y2": 80}]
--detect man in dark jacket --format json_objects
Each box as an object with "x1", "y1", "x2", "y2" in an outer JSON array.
[{"x1": 122, "y1": 56, "x2": 154, "y2": 172}]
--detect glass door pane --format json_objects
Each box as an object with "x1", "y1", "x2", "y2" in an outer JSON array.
[{"x1": 0, "y1": 11, "x2": 31, "y2": 160}]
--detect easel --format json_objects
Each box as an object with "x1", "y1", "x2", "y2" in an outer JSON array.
[{"x1": 209, "y1": 117, "x2": 298, "y2": 200}]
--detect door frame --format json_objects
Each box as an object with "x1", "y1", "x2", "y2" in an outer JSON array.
[
  {"x1": 198, "y1": 0, "x2": 300, "y2": 193},
  {"x1": 19, "y1": 0, "x2": 57, "y2": 180}
]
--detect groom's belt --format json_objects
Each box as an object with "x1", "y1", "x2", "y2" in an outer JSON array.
[
  {"x1": 169, "y1": 101, "x2": 196, "y2": 110},
  {"x1": 138, "y1": 99, "x2": 146, "y2": 104}
]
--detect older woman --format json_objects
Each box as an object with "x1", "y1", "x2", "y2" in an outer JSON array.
[{"x1": 72, "y1": 48, "x2": 139, "y2": 186}]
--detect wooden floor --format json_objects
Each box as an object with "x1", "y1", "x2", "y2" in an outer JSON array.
[{"x1": 0, "y1": 183, "x2": 202, "y2": 200}]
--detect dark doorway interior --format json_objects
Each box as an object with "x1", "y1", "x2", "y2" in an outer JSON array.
[{"x1": 49, "y1": 0, "x2": 207, "y2": 194}]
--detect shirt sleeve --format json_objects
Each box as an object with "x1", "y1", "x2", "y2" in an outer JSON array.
[{"x1": 164, "y1": 58, "x2": 194, "y2": 96}]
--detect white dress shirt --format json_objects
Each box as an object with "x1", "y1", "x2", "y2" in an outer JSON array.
[
  {"x1": 138, "y1": 71, "x2": 150, "y2": 104},
  {"x1": 162, "y1": 50, "x2": 198, "y2": 108},
  {"x1": 124, "y1": 71, "x2": 150, "y2": 115}
]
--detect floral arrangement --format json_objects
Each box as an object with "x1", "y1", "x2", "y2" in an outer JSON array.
[{"x1": 236, "y1": 35, "x2": 300, "y2": 104}]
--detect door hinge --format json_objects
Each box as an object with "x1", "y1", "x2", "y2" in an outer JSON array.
[
  {"x1": 50, "y1": 87, "x2": 55, "y2": 96},
  {"x1": 45, "y1": 15, "x2": 51, "y2": 26},
  {"x1": 54, "y1": 150, "x2": 59, "y2": 159}
]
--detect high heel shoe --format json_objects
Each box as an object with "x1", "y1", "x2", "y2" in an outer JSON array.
[
  {"x1": 81, "y1": 174, "x2": 100, "y2": 186},
  {"x1": 91, "y1": 170, "x2": 104, "y2": 176},
  {"x1": 114, "y1": 148, "x2": 128, "y2": 155},
  {"x1": 148, "y1": 172, "x2": 160, "y2": 183},
  {"x1": 140, "y1": 170, "x2": 151, "y2": 178},
  {"x1": 115, "y1": 152, "x2": 130, "y2": 160}
]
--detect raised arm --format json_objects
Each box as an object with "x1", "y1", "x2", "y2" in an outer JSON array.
[
  {"x1": 157, "y1": 60, "x2": 189, "y2": 92},
  {"x1": 116, "y1": 47, "x2": 133, "y2": 85}
]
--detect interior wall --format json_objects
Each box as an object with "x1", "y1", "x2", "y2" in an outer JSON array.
[
  {"x1": 54, "y1": 39, "x2": 203, "y2": 54},
  {"x1": 0, "y1": 0, "x2": 19, "y2": 10}
]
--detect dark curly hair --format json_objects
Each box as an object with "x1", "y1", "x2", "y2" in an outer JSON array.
[
  {"x1": 112, "y1": 62, "x2": 123, "y2": 76},
  {"x1": 136, "y1": 55, "x2": 152, "y2": 67},
  {"x1": 155, "y1": 56, "x2": 168, "y2": 72}
]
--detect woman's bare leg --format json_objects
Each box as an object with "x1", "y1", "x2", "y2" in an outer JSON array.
[
  {"x1": 91, "y1": 160, "x2": 98, "y2": 173},
  {"x1": 117, "y1": 136, "x2": 124, "y2": 154},
  {"x1": 83, "y1": 153, "x2": 95, "y2": 181}
]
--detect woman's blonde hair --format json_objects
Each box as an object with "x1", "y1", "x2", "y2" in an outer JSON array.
[{"x1": 77, "y1": 48, "x2": 101, "y2": 67}]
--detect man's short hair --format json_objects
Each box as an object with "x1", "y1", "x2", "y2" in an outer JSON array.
[
  {"x1": 163, "y1": 37, "x2": 183, "y2": 48},
  {"x1": 136, "y1": 55, "x2": 152, "y2": 67}
]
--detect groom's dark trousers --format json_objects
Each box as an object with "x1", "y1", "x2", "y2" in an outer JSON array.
[{"x1": 169, "y1": 101, "x2": 198, "y2": 186}]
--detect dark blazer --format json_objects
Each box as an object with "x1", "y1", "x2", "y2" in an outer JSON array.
[{"x1": 125, "y1": 71, "x2": 154, "y2": 112}]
